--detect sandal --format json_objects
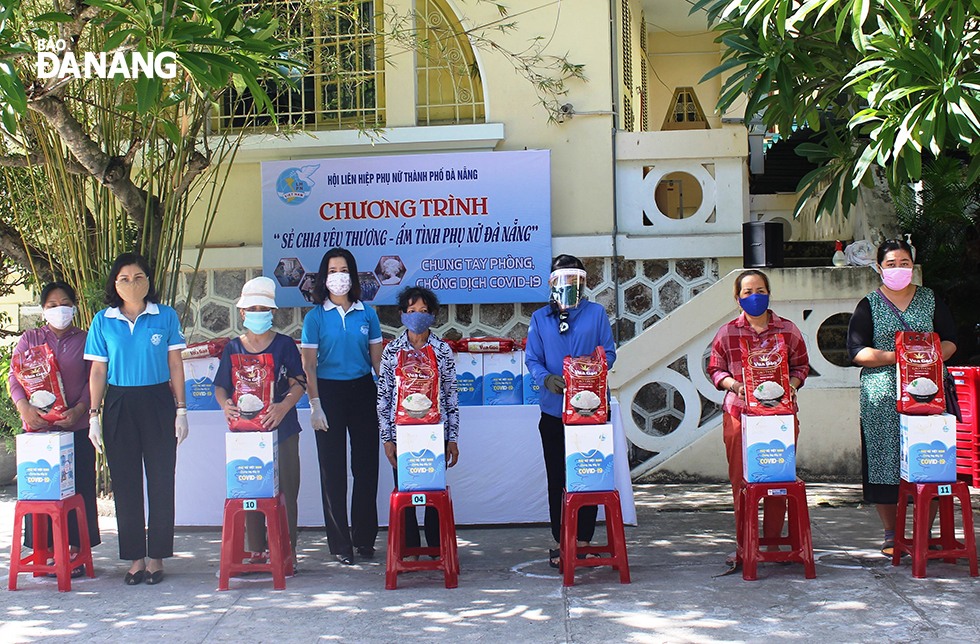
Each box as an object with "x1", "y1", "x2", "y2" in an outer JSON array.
[
  {"x1": 548, "y1": 548, "x2": 561, "y2": 569},
  {"x1": 881, "y1": 539, "x2": 896, "y2": 557}
]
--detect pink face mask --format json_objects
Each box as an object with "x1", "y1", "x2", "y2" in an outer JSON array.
[{"x1": 881, "y1": 267, "x2": 913, "y2": 290}]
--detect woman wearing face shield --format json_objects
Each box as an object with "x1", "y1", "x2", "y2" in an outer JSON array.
[
  {"x1": 84, "y1": 252, "x2": 188, "y2": 585},
  {"x1": 8, "y1": 282, "x2": 101, "y2": 575},
  {"x1": 707, "y1": 269, "x2": 810, "y2": 569},
  {"x1": 524, "y1": 255, "x2": 617, "y2": 568}
]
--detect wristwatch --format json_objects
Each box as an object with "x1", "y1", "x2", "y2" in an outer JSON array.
[{"x1": 89, "y1": 408, "x2": 100, "y2": 416}]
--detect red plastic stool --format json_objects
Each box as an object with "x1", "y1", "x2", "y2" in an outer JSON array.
[
  {"x1": 9, "y1": 495, "x2": 95, "y2": 592},
  {"x1": 736, "y1": 479, "x2": 816, "y2": 581},
  {"x1": 559, "y1": 489, "x2": 630, "y2": 587},
  {"x1": 893, "y1": 479, "x2": 978, "y2": 578},
  {"x1": 385, "y1": 487, "x2": 459, "y2": 590},
  {"x1": 218, "y1": 493, "x2": 293, "y2": 590}
]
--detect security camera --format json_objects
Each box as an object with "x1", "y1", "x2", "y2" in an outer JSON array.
[{"x1": 559, "y1": 103, "x2": 574, "y2": 115}]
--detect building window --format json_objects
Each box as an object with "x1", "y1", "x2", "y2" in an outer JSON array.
[
  {"x1": 662, "y1": 87, "x2": 708, "y2": 131},
  {"x1": 639, "y1": 14, "x2": 648, "y2": 132},
  {"x1": 217, "y1": 1, "x2": 385, "y2": 132},
  {"x1": 621, "y1": 0, "x2": 634, "y2": 132},
  {"x1": 416, "y1": 0, "x2": 486, "y2": 126}
]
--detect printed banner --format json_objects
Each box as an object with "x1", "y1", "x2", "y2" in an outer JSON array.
[{"x1": 261, "y1": 150, "x2": 552, "y2": 307}]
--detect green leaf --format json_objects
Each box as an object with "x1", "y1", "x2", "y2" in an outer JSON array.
[
  {"x1": 160, "y1": 120, "x2": 181, "y2": 146},
  {"x1": 33, "y1": 12, "x2": 75, "y2": 23}
]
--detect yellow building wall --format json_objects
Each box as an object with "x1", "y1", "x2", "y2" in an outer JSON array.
[
  {"x1": 188, "y1": 0, "x2": 617, "y2": 251},
  {"x1": 644, "y1": 31, "x2": 723, "y2": 131}
]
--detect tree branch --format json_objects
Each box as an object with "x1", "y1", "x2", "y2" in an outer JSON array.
[
  {"x1": 0, "y1": 151, "x2": 87, "y2": 174},
  {"x1": 28, "y1": 95, "x2": 149, "y2": 229},
  {"x1": 171, "y1": 150, "x2": 210, "y2": 205},
  {"x1": 0, "y1": 218, "x2": 60, "y2": 283}
]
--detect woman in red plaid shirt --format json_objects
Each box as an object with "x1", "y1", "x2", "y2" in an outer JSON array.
[{"x1": 707, "y1": 270, "x2": 810, "y2": 567}]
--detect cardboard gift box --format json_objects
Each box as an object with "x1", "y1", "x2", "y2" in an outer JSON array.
[
  {"x1": 900, "y1": 413, "x2": 956, "y2": 483},
  {"x1": 184, "y1": 357, "x2": 221, "y2": 411},
  {"x1": 741, "y1": 414, "x2": 796, "y2": 483},
  {"x1": 396, "y1": 423, "x2": 446, "y2": 492},
  {"x1": 564, "y1": 423, "x2": 615, "y2": 492},
  {"x1": 455, "y1": 352, "x2": 484, "y2": 407},
  {"x1": 17, "y1": 432, "x2": 75, "y2": 500},
  {"x1": 225, "y1": 431, "x2": 279, "y2": 499},
  {"x1": 483, "y1": 351, "x2": 522, "y2": 406}
]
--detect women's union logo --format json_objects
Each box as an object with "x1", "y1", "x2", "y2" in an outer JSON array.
[
  {"x1": 35, "y1": 39, "x2": 177, "y2": 79},
  {"x1": 276, "y1": 165, "x2": 319, "y2": 205}
]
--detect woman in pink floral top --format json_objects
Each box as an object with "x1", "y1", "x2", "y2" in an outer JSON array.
[{"x1": 8, "y1": 282, "x2": 101, "y2": 572}]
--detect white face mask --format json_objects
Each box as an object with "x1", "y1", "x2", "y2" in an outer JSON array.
[
  {"x1": 326, "y1": 272, "x2": 351, "y2": 296},
  {"x1": 43, "y1": 305, "x2": 76, "y2": 330}
]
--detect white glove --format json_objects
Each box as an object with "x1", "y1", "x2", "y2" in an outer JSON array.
[
  {"x1": 175, "y1": 408, "x2": 189, "y2": 445},
  {"x1": 310, "y1": 397, "x2": 328, "y2": 431},
  {"x1": 88, "y1": 415, "x2": 103, "y2": 454}
]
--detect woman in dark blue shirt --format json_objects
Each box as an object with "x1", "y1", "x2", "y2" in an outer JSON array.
[{"x1": 215, "y1": 276, "x2": 306, "y2": 560}]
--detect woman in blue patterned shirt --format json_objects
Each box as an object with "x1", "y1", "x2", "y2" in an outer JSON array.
[{"x1": 377, "y1": 286, "x2": 459, "y2": 551}]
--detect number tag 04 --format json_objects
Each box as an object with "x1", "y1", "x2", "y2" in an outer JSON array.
[
  {"x1": 412, "y1": 493, "x2": 426, "y2": 506},
  {"x1": 243, "y1": 499, "x2": 257, "y2": 510}
]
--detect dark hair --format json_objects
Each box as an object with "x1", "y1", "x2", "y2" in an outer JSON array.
[
  {"x1": 312, "y1": 248, "x2": 361, "y2": 305},
  {"x1": 733, "y1": 269, "x2": 771, "y2": 298},
  {"x1": 397, "y1": 286, "x2": 440, "y2": 316},
  {"x1": 877, "y1": 238, "x2": 914, "y2": 265},
  {"x1": 40, "y1": 281, "x2": 77, "y2": 307},
  {"x1": 104, "y1": 252, "x2": 158, "y2": 307},
  {"x1": 551, "y1": 254, "x2": 586, "y2": 271}
]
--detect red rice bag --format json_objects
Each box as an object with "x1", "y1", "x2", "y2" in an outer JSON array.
[
  {"x1": 563, "y1": 346, "x2": 608, "y2": 425},
  {"x1": 740, "y1": 334, "x2": 793, "y2": 416},
  {"x1": 456, "y1": 337, "x2": 514, "y2": 353},
  {"x1": 11, "y1": 344, "x2": 69, "y2": 427},
  {"x1": 895, "y1": 331, "x2": 945, "y2": 415},
  {"x1": 396, "y1": 346, "x2": 441, "y2": 425},
  {"x1": 229, "y1": 353, "x2": 275, "y2": 431},
  {"x1": 181, "y1": 337, "x2": 230, "y2": 361}
]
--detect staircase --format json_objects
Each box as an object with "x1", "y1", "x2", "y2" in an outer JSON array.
[{"x1": 609, "y1": 266, "x2": 885, "y2": 481}]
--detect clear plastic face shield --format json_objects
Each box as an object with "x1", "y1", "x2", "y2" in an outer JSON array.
[{"x1": 549, "y1": 268, "x2": 586, "y2": 311}]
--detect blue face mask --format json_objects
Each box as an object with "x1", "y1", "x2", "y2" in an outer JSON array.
[
  {"x1": 401, "y1": 311, "x2": 435, "y2": 335},
  {"x1": 243, "y1": 310, "x2": 274, "y2": 334},
  {"x1": 738, "y1": 293, "x2": 770, "y2": 317}
]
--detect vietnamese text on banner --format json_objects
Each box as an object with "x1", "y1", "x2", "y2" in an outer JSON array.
[{"x1": 261, "y1": 150, "x2": 552, "y2": 307}]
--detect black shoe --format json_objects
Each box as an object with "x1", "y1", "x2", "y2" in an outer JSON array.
[
  {"x1": 145, "y1": 570, "x2": 165, "y2": 585},
  {"x1": 548, "y1": 548, "x2": 561, "y2": 569},
  {"x1": 124, "y1": 570, "x2": 144, "y2": 585},
  {"x1": 356, "y1": 546, "x2": 375, "y2": 560},
  {"x1": 70, "y1": 564, "x2": 86, "y2": 579},
  {"x1": 334, "y1": 553, "x2": 353, "y2": 565}
]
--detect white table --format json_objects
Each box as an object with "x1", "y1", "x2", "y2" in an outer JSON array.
[{"x1": 175, "y1": 399, "x2": 636, "y2": 527}]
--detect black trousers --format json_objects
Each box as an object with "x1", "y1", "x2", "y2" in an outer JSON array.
[
  {"x1": 539, "y1": 412, "x2": 597, "y2": 544},
  {"x1": 315, "y1": 375, "x2": 379, "y2": 556},
  {"x1": 24, "y1": 425, "x2": 101, "y2": 549},
  {"x1": 391, "y1": 467, "x2": 440, "y2": 548},
  {"x1": 103, "y1": 383, "x2": 177, "y2": 560}
]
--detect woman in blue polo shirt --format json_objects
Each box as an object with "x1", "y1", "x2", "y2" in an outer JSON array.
[
  {"x1": 84, "y1": 252, "x2": 188, "y2": 586},
  {"x1": 301, "y1": 247, "x2": 383, "y2": 565}
]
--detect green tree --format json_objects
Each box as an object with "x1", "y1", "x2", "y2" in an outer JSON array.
[
  {"x1": 698, "y1": 0, "x2": 980, "y2": 216},
  {"x1": 0, "y1": 0, "x2": 299, "y2": 317}
]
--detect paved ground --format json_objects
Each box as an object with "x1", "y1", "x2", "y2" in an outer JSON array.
[{"x1": 2, "y1": 482, "x2": 980, "y2": 644}]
